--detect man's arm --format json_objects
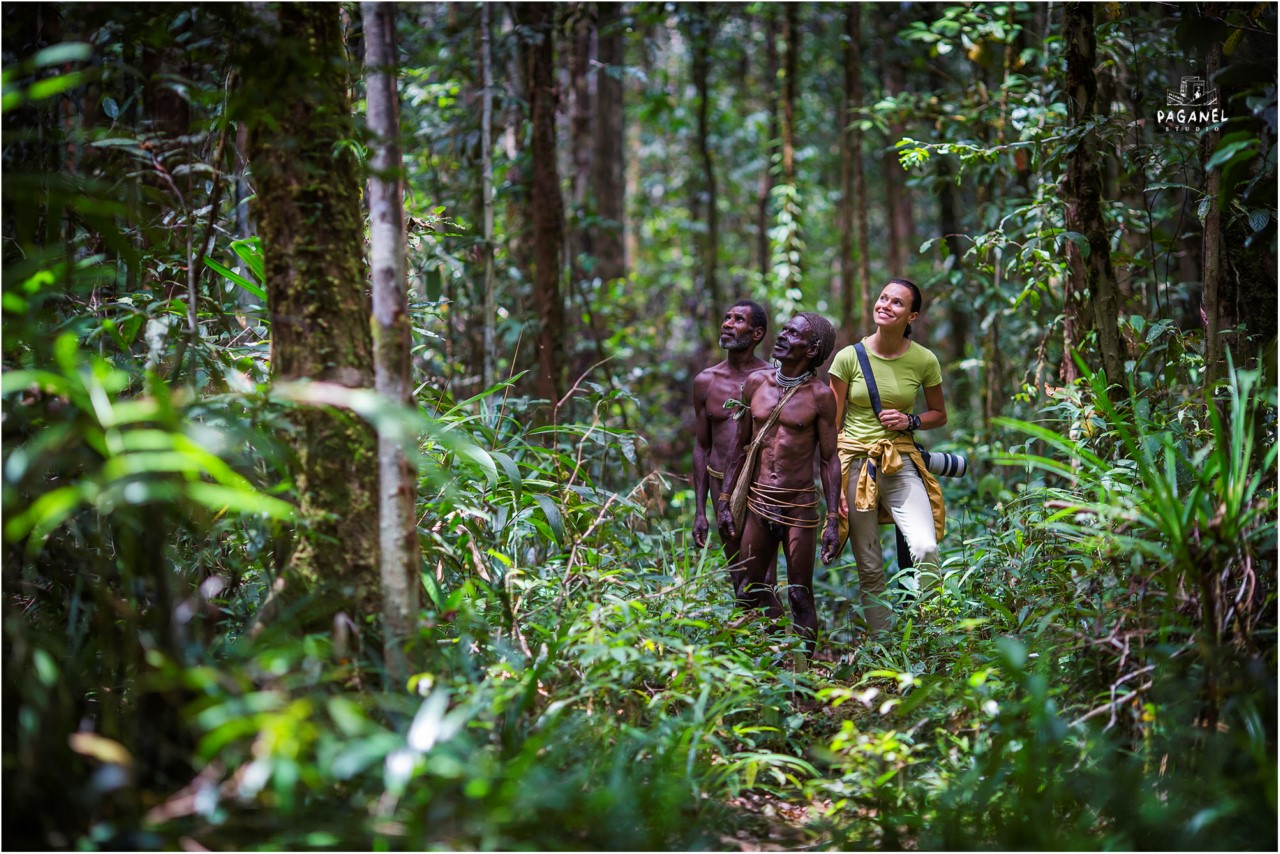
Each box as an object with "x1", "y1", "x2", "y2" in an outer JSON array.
[
  {"x1": 815, "y1": 384, "x2": 843, "y2": 565},
  {"x1": 691, "y1": 371, "x2": 713, "y2": 548},
  {"x1": 717, "y1": 374, "x2": 758, "y2": 542}
]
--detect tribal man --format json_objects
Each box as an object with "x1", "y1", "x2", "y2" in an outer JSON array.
[
  {"x1": 717, "y1": 312, "x2": 841, "y2": 659},
  {"x1": 692, "y1": 301, "x2": 773, "y2": 587}
]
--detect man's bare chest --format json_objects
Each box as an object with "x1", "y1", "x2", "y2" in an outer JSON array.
[{"x1": 751, "y1": 387, "x2": 817, "y2": 432}]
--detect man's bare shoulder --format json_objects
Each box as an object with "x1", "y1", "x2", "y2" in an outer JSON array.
[
  {"x1": 743, "y1": 368, "x2": 771, "y2": 395},
  {"x1": 810, "y1": 379, "x2": 837, "y2": 412},
  {"x1": 692, "y1": 362, "x2": 728, "y2": 402}
]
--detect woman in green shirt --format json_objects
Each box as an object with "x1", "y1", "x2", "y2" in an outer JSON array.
[{"x1": 828, "y1": 279, "x2": 948, "y2": 634}]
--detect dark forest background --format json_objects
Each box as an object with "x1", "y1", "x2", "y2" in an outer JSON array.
[{"x1": 2, "y1": 2, "x2": 1276, "y2": 850}]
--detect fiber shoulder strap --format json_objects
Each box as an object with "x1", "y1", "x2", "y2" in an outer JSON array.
[{"x1": 727, "y1": 383, "x2": 803, "y2": 530}]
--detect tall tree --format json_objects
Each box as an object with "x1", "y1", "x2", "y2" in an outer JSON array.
[
  {"x1": 690, "y1": 6, "x2": 720, "y2": 349},
  {"x1": 240, "y1": 3, "x2": 379, "y2": 625},
  {"x1": 756, "y1": 8, "x2": 778, "y2": 281},
  {"x1": 850, "y1": 8, "x2": 872, "y2": 332},
  {"x1": 569, "y1": 1, "x2": 594, "y2": 286},
  {"x1": 1062, "y1": 2, "x2": 1124, "y2": 391},
  {"x1": 838, "y1": 5, "x2": 871, "y2": 335},
  {"x1": 480, "y1": 2, "x2": 497, "y2": 389},
  {"x1": 363, "y1": 0, "x2": 420, "y2": 682},
  {"x1": 593, "y1": 1, "x2": 626, "y2": 284},
  {"x1": 774, "y1": 3, "x2": 802, "y2": 299},
  {"x1": 873, "y1": 10, "x2": 915, "y2": 277},
  {"x1": 515, "y1": 2, "x2": 566, "y2": 407},
  {"x1": 1200, "y1": 36, "x2": 1226, "y2": 384}
]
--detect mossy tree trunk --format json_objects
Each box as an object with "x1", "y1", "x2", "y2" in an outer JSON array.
[
  {"x1": 240, "y1": 2, "x2": 379, "y2": 630},
  {"x1": 515, "y1": 2, "x2": 566, "y2": 408},
  {"x1": 690, "y1": 5, "x2": 720, "y2": 355},
  {"x1": 1063, "y1": 2, "x2": 1125, "y2": 394},
  {"x1": 593, "y1": 1, "x2": 626, "y2": 284}
]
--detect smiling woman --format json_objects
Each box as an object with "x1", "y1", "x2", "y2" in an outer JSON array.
[{"x1": 827, "y1": 279, "x2": 948, "y2": 634}]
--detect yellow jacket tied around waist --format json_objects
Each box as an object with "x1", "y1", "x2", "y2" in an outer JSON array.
[{"x1": 835, "y1": 433, "x2": 945, "y2": 547}]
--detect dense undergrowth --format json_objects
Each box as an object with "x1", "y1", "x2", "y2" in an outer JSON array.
[{"x1": 4, "y1": 285, "x2": 1276, "y2": 849}]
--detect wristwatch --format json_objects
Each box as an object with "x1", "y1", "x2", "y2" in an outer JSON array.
[{"x1": 907, "y1": 413, "x2": 921, "y2": 431}]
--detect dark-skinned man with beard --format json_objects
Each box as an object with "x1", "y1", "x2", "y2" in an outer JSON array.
[{"x1": 692, "y1": 301, "x2": 774, "y2": 592}]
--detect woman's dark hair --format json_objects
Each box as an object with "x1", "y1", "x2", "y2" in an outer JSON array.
[
  {"x1": 886, "y1": 278, "x2": 922, "y2": 338},
  {"x1": 731, "y1": 299, "x2": 768, "y2": 334}
]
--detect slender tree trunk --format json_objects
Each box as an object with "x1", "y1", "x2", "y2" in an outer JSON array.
[
  {"x1": 838, "y1": 5, "x2": 855, "y2": 334},
  {"x1": 775, "y1": 4, "x2": 802, "y2": 297},
  {"x1": 691, "y1": 6, "x2": 720, "y2": 350},
  {"x1": 1200, "y1": 40, "x2": 1226, "y2": 385},
  {"x1": 593, "y1": 1, "x2": 626, "y2": 283},
  {"x1": 851, "y1": 9, "x2": 872, "y2": 332},
  {"x1": 515, "y1": 2, "x2": 566, "y2": 407},
  {"x1": 756, "y1": 8, "x2": 778, "y2": 282},
  {"x1": 1063, "y1": 2, "x2": 1125, "y2": 393},
  {"x1": 242, "y1": 2, "x2": 379, "y2": 628},
  {"x1": 569, "y1": 2, "x2": 594, "y2": 281},
  {"x1": 363, "y1": 0, "x2": 420, "y2": 683},
  {"x1": 780, "y1": 5, "x2": 797, "y2": 189},
  {"x1": 939, "y1": 157, "x2": 968, "y2": 364},
  {"x1": 480, "y1": 3, "x2": 497, "y2": 389}
]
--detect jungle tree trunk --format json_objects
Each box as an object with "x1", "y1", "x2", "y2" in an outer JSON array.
[
  {"x1": 480, "y1": 2, "x2": 497, "y2": 389},
  {"x1": 593, "y1": 1, "x2": 626, "y2": 283},
  {"x1": 774, "y1": 4, "x2": 802, "y2": 297},
  {"x1": 569, "y1": 2, "x2": 593, "y2": 286},
  {"x1": 756, "y1": 8, "x2": 778, "y2": 282},
  {"x1": 851, "y1": 7, "x2": 872, "y2": 332},
  {"x1": 241, "y1": 3, "x2": 379, "y2": 627},
  {"x1": 363, "y1": 0, "x2": 420, "y2": 683},
  {"x1": 780, "y1": 6, "x2": 797, "y2": 191},
  {"x1": 690, "y1": 6, "x2": 720, "y2": 350},
  {"x1": 838, "y1": 5, "x2": 855, "y2": 334},
  {"x1": 515, "y1": 2, "x2": 566, "y2": 407},
  {"x1": 1063, "y1": 2, "x2": 1125, "y2": 394},
  {"x1": 1200, "y1": 39, "x2": 1227, "y2": 385}
]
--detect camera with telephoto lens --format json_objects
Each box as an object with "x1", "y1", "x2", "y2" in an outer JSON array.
[{"x1": 919, "y1": 450, "x2": 967, "y2": 478}]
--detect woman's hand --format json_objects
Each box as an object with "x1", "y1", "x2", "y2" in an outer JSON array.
[{"x1": 878, "y1": 408, "x2": 912, "y2": 431}]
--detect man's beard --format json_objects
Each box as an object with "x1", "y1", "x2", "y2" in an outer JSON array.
[{"x1": 721, "y1": 332, "x2": 754, "y2": 352}]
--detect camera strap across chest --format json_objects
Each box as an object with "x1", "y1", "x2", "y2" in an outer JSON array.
[{"x1": 853, "y1": 341, "x2": 915, "y2": 571}]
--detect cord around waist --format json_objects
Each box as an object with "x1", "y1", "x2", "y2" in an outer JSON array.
[{"x1": 747, "y1": 481, "x2": 820, "y2": 529}]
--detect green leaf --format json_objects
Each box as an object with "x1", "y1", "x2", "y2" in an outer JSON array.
[
  {"x1": 204, "y1": 257, "x2": 267, "y2": 302},
  {"x1": 1205, "y1": 138, "x2": 1257, "y2": 171},
  {"x1": 29, "y1": 71, "x2": 84, "y2": 101},
  {"x1": 532, "y1": 494, "x2": 565, "y2": 546},
  {"x1": 33, "y1": 43, "x2": 92, "y2": 67},
  {"x1": 456, "y1": 443, "x2": 498, "y2": 486},
  {"x1": 490, "y1": 450, "x2": 522, "y2": 502},
  {"x1": 185, "y1": 483, "x2": 295, "y2": 520},
  {"x1": 229, "y1": 237, "x2": 265, "y2": 284}
]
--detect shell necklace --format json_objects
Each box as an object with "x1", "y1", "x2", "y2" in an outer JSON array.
[{"x1": 774, "y1": 362, "x2": 813, "y2": 389}]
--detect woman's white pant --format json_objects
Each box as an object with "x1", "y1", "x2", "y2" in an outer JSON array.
[{"x1": 846, "y1": 457, "x2": 940, "y2": 634}]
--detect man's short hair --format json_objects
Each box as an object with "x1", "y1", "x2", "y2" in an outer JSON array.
[
  {"x1": 796, "y1": 312, "x2": 836, "y2": 370},
  {"x1": 730, "y1": 299, "x2": 768, "y2": 334}
]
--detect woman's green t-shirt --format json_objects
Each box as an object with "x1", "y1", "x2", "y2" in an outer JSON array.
[{"x1": 829, "y1": 338, "x2": 943, "y2": 442}]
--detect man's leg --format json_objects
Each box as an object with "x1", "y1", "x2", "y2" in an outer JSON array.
[
  {"x1": 782, "y1": 524, "x2": 819, "y2": 657},
  {"x1": 736, "y1": 510, "x2": 783, "y2": 618}
]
